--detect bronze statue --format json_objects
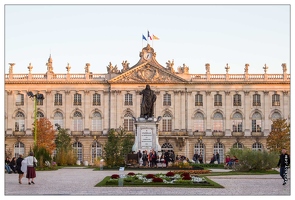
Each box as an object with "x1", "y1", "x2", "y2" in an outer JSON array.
[{"x1": 140, "y1": 84, "x2": 157, "y2": 118}]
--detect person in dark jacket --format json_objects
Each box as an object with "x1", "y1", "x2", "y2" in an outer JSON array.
[
  {"x1": 277, "y1": 148, "x2": 290, "y2": 185},
  {"x1": 16, "y1": 154, "x2": 24, "y2": 184},
  {"x1": 9, "y1": 157, "x2": 17, "y2": 173}
]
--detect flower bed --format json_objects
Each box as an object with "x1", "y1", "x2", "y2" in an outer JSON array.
[{"x1": 106, "y1": 172, "x2": 212, "y2": 186}]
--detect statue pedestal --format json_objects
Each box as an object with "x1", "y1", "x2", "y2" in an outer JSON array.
[{"x1": 132, "y1": 118, "x2": 161, "y2": 153}]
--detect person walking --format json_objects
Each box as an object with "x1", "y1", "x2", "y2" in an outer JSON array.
[
  {"x1": 277, "y1": 148, "x2": 290, "y2": 185},
  {"x1": 25, "y1": 152, "x2": 38, "y2": 185},
  {"x1": 9, "y1": 157, "x2": 17, "y2": 173},
  {"x1": 16, "y1": 154, "x2": 24, "y2": 184}
]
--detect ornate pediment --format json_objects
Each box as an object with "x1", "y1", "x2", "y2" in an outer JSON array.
[{"x1": 108, "y1": 63, "x2": 188, "y2": 83}]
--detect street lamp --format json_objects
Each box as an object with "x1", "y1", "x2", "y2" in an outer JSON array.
[{"x1": 27, "y1": 91, "x2": 45, "y2": 145}]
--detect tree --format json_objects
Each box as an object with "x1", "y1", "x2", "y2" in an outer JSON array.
[
  {"x1": 33, "y1": 118, "x2": 56, "y2": 154},
  {"x1": 266, "y1": 118, "x2": 290, "y2": 154},
  {"x1": 103, "y1": 127, "x2": 134, "y2": 167},
  {"x1": 54, "y1": 127, "x2": 77, "y2": 166}
]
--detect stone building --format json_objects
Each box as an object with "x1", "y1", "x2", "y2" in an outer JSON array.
[{"x1": 4, "y1": 44, "x2": 290, "y2": 164}]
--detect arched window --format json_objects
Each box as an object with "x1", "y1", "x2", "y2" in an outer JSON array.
[
  {"x1": 271, "y1": 112, "x2": 281, "y2": 120},
  {"x1": 37, "y1": 111, "x2": 44, "y2": 118},
  {"x1": 233, "y1": 94, "x2": 241, "y2": 106},
  {"x1": 124, "y1": 112, "x2": 134, "y2": 131},
  {"x1": 162, "y1": 112, "x2": 172, "y2": 132},
  {"x1": 252, "y1": 142, "x2": 263, "y2": 151},
  {"x1": 161, "y1": 143, "x2": 173, "y2": 153},
  {"x1": 252, "y1": 112, "x2": 262, "y2": 132},
  {"x1": 232, "y1": 142, "x2": 243, "y2": 149},
  {"x1": 213, "y1": 142, "x2": 224, "y2": 163},
  {"x1": 15, "y1": 111, "x2": 25, "y2": 132},
  {"x1": 213, "y1": 112, "x2": 223, "y2": 132},
  {"x1": 193, "y1": 112, "x2": 204, "y2": 132},
  {"x1": 54, "y1": 111, "x2": 64, "y2": 130},
  {"x1": 92, "y1": 112, "x2": 102, "y2": 131},
  {"x1": 92, "y1": 141, "x2": 102, "y2": 162},
  {"x1": 14, "y1": 142, "x2": 25, "y2": 158},
  {"x1": 72, "y1": 142, "x2": 83, "y2": 161},
  {"x1": 73, "y1": 111, "x2": 83, "y2": 131},
  {"x1": 232, "y1": 112, "x2": 243, "y2": 132},
  {"x1": 195, "y1": 142, "x2": 205, "y2": 162},
  {"x1": 271, "y1": 112, "x2": 282, "y2": 131}
]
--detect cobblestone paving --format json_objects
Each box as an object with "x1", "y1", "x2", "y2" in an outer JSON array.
[{"x1": 4, "y1": 168, "x2": 291, "y2": 196}]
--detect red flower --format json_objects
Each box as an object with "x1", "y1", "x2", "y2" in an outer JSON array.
[
  {"x1": 182, "y1": 176, "x2": 192, "y2": 180},
  {"x1": 181, "y1": 172, "x2": 190, "y2": 177},
  {"x1": 128, "y1": 172, "x2": 135, "y2": 176},
  {"x1": 111, "y1": 174, "x2": 120, "y2": 179},
  {"x1": 152, "y1": 177, "x2": 163, "y2": 182},
  {"x1": 166, "y1": 171, "x2": 175, "y2": 177},
  {"x1": 145, "y1": 174, "x2": 155, "y2": 179}
]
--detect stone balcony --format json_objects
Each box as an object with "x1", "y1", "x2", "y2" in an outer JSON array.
[
  {"x1": 231, "y1": 132, "x2": 244, "y2": 137},
  {"x1": 251, "y1": 132, "x2": 264, "y2": 137},
  {"x1": 212, "y1": 131, "x2": 225, "y2": 137}
]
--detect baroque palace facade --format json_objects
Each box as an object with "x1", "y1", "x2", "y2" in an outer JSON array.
[{"x1": 4, "y1": 44, "x2": 290, "y2": 164}]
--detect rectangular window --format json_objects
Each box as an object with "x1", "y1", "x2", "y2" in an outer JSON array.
[
  {"x1": 124, "y1": 94, "x2": 133, "y2": 106},
  {"x1": 37, "y1": 98, "x2": 43, "y2": 106},
  {"x1": 195, "y1": 94, "x2": 203, "y2": 106},
  {"x1": 163, "y1": 94, "x2": 171, "y2": 106},
  {"x1": 74, "y1": 94, "x2": 82, "y2": 106},
  {"x1": 16, "y1": 94, "x2": 24, "y2": 106},
  {"x1": 54, "y1": 94, "x2": 62, "y2": 106},
  {"x1": 163, "y1": 119, "x2": 172, "y2": 132},
  {"x1": 272, "y1": 94, "x2": 280, "y2": 106},
  {"x1": 214, "y1": 94, "x2": 222, "y2": 106},
  {"x1": 93, "y1": 94, "x2": 101, "y2": 106},
  {"x1": 253, "y1": 94, "x2": 261, "y2": 106},
  {"x1": 233, "y1": 95, "x2": 241, "y2": 106}
]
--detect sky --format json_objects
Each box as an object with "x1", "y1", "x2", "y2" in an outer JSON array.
[
  {"x1": 1, "y1": 1, "x2": 294, "y2": 199},
  {"x1": 3, "y1": 1, "x2": 291, "y2": 75}
]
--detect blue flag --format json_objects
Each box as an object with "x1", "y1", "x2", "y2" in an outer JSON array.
[{"x1": 142, "y1": 34, "x2": 147, "y2": 41}]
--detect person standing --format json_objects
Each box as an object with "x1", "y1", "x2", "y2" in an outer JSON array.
[
  {"x1": 137, "y1": 150, "x2": 142, "y2": 166},
  {"x1": 16, "y1": 154, "x2": 24, "y2": 184},
  {"x1": 142, "y1": 150, "x2": 148, "y2": 167},
  {"x1": 193, "y1": 151, "x2": 199, "y2": 164},
  {"x1": 216, "y1": 152, "x2": 220, "y2": 164},
  {"x1": 25, "y1": 152, "x2": 38, "y2": 185},
  {"x1": 277, "y1": 148, "x2": 290, "y2": 185},
  {"x1": 164, "y1": 150, "x2": 170, "y2": 168},
  {"x1": 198, "y1": 153, "x2": 204, "y2": 164}
]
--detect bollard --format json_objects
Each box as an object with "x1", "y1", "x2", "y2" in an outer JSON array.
[
  {"x1": 100, "y1": 159, "x2": 104, "y2": 170},
  {"x1": 118, "y1": 167, "x2": 125, "y2": 187}
]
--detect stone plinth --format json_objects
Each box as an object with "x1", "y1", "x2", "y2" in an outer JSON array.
[{"x1": 132, "y1": 117, "x2": 161, "y2": 153}]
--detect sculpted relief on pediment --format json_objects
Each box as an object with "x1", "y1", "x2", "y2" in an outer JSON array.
[{"x1": 114, "y1": 64, "x2": 185, "y2": 83}]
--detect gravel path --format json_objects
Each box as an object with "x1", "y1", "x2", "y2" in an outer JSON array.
[{"x1": 4, "y1": 168, "x2": 291, "y2": 196}]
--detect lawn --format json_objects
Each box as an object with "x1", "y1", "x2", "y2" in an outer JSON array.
[{"x1": 95, "y1": 171, "x2": 224, "y2": 188}]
